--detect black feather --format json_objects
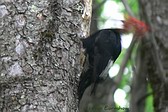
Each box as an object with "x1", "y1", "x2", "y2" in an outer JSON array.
[{"x1": 78, "y1": 29, "x2": 121, "y2": 100}]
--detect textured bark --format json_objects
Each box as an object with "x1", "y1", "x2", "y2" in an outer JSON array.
[
  {"x1": 137, "y1": 0, "x2": 168, "y2": 111},
  {"x1": 130, "y1": 43, "x2": 147, "y2": 112},
  {"x1": 0, "y1": 0, "x2": 91, "y2": 112}
]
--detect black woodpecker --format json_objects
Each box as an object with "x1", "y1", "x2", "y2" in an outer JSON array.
[
  {"x1": 78, "y1": 16, "x2": 149, "y2": 101},
  {"x1": 78, "y1": 29, "x2": 121, "y2": 100}
]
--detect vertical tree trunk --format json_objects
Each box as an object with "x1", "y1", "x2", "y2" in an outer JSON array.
[
  {"x1": 136, "y1": 0, "x2": 168, "y2": 111},
  {"x1": 90, "y1": 0, "x2": 98, "y2": 34},
  {"x1": 130, "y1": 44, "x2": 147, "y2": 112},
  {"x1": 0, "y1": 0, "x2": 92, "y2": 111}
]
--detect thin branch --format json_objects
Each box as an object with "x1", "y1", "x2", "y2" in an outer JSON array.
[
  {"x1": 137, "y1": 92, "x2": 153, "y2": 104},
  {"x1": 121, "y1": 0, "x2": 166, "y2": 83},
  {"x1": 115, "y1": 37, "x2": 137, "y2": 84},
  {"x1": 121, "y1": 0, "x2": 134, "y2": 17},
  {"x1": 113, "y1": 0, "x2": 136, "y2": 85}
]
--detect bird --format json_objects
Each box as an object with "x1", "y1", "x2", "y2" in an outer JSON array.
[
  {"x1": 78, "y1": 16, "x2": 149, "y2": 101},
  {"x1": 78, "y1": 29, "x2": 122, "y2": 100}
]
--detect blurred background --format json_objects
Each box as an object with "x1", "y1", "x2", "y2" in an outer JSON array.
[{"x1": 79, "y1": 0, "x2": 154, "y2": 112}]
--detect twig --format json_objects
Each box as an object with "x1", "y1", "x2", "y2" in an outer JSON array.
[
  {"x1": 121, "y1": 0, "x2": 134, "y2": 17},
  {"x1": 115, "y1": 37, "x2": 137, "y2": 84},
  {"x1": 137, "y1": 92, "x2": 153, "y2": 104}
]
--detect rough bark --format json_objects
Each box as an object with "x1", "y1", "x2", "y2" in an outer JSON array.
[
  {"x1": 137, "y1": 0, "x2": 168, "y2": 111},
  {"x1": 130, "y1": 43, "x2": 147, "y2": 112},
  {"x1": 0, "y1": 0, "x2": 91, "y2": 112}
]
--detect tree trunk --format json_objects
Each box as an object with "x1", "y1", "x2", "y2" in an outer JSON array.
[
  {"x1": 0, "y1": 0, "x2": 91, "y2": 111},
  {"x1": 136, "y1": 0, "x2": 168, "y2": 111},
  {"x1": 130, "y1": 43, "x2": 147, "y2": 112},
  {"x1": 90, "y1": 0, "x2": 98, "y2": 34}
]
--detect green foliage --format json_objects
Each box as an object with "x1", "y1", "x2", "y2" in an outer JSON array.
[
  {"x1": 114, "y1": 48, "x2": 132, "y2": 108},
  {"x1": 115, "y1": 49, "x2": 131, "y2": 88},
  {"x1": 115, "y1": 104, "x2": 130, "y2": 112},
  {"x1": 87, "y1": 104, "x2": 105, "y2": 112},
  {"x1": 115, "y1": 48, "x2": 132, "y2": 87},
  {"x1": 93, "y1": 0, "x2": 154, "y2": 111},
  {"x1": 114, "y1": 0, "x2": 139, "y2": 16},
  {"x1": 95, "y1": 0, "x2": 104, "y2": 17},
  {"x1": 145, "y1": 84, "x2": 154, "y2": 112},
  {"x1": 129, "y1": 0, "x2": 139, "y2": 16}
]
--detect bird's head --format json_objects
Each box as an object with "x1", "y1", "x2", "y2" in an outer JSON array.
[{"x1": 122, "y1": 15, "x2": 149, "y2": 36}]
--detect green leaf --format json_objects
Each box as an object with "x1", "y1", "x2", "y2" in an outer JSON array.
[{"x1": 145, "y1": 84, "x2": 154, "y2": 112}]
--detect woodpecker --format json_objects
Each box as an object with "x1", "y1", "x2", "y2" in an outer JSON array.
[
  {"x1": 78, "y1": 29, "x2": 121, "y2": 100},
  {"x1": 78, "y1": 16, "x2": 149, "y2": 101}
]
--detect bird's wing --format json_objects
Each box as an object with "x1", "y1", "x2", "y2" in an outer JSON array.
[{"x1": 99, "y1": 59, "x2": 114, "y2": 79}]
